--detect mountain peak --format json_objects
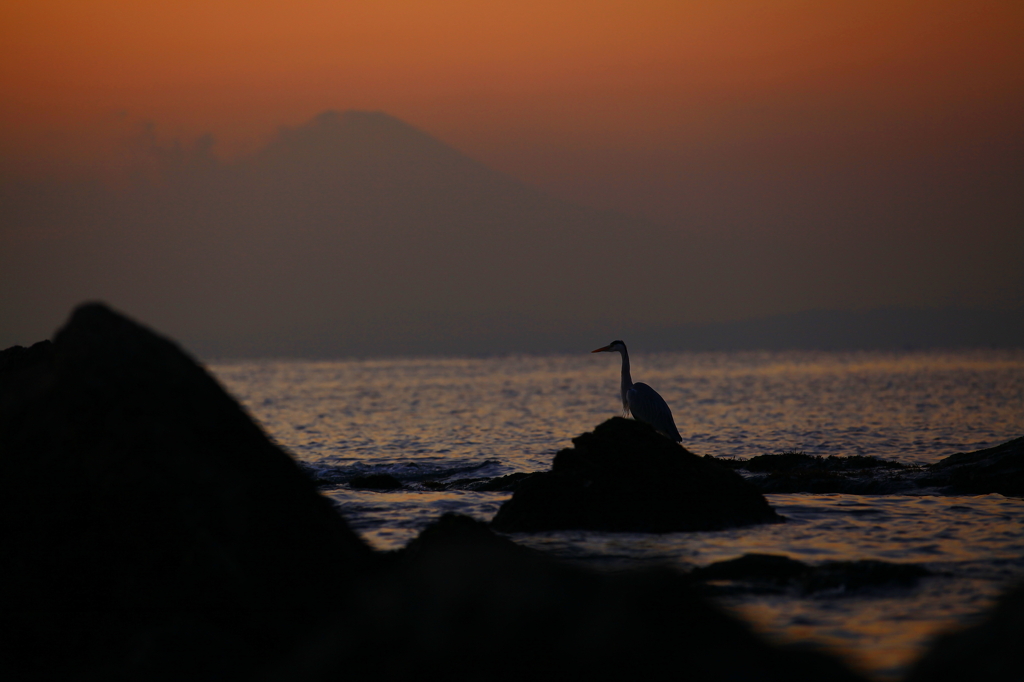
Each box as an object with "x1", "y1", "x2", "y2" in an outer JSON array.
[{"x1": 261, "y1": 109, "x2": 464, "y2": 169}]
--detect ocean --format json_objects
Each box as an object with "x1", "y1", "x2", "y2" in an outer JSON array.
[{"x1": 209, "y1": 348, "x2": 1024, "y2": 680}]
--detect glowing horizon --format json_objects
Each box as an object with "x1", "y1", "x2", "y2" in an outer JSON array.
[{"x1": 3, "y1": 2, "x2": 1020, "y2": 185}]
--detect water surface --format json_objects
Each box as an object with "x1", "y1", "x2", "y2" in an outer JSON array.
[{"x1": 210, "y1": 349, "x2": 1024, "y2": 680}]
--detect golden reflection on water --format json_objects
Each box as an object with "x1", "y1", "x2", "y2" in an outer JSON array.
[
  {"x1": 210, "y1": 351, "x2": 1024, "y2": 681},
  {"x1": 212, "y1": 349, "x2": 1024, "y2": 466},
  {"x1": 731, "y1": 597, "x2": 956, "y2": 681}
]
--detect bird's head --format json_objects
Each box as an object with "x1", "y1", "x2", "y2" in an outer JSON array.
[{"x1": 591, "y1": 340, "x2": 627, "y2": 354}]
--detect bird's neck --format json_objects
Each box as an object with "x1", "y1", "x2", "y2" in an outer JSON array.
[{"x1": 618, "y1": 349, "x2": 633, "y2": 413}]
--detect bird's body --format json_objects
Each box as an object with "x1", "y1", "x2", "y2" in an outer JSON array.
[{"x1": 592, "y1": 340, "x2": 682, "y2": 442}]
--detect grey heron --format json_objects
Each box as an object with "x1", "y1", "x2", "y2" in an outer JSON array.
[{"x1": 592, "y1": 340, "x2": 682, "y2": 442}]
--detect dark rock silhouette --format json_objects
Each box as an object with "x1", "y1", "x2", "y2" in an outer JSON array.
[
  {"x1": 917, "y1": 436, "x2": 1024, "y2": 496},
  {"x1": 0, "y1": 303, "x2": 375, "y2": 680},
  {"x1": 714, "y1": 441, "x2": 1024, "y2": 496},
  {"x1": 288, "y1": 513, "x2": 865, "y2": 682},
  {"x1": 906, "y1": 579, "x2": 1024, "y2": 682},
  {"x1": 726, "y1": 452, "x2": 923, "y2": 494},
  {"x1": 688, "y1": 553, "x2": 930, "y2": 597},
  {"x1": 694, "y1": 553, "x2": 811, "y2": 582},
  {"x1": 741, "y1": 452, "x2": 907, "y2": 473},
  {"x1": 491, "y1": 417, "x2": 783, "y2": 532}
]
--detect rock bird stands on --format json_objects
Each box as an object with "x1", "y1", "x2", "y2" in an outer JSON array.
[{"x1": 592, "y1": 340, "x2": 683, "y2": 442}]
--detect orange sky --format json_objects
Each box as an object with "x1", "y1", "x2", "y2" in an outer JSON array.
[
  {"x1": 1, "y1": 0, "x2": 1023, "y2": 352},
  {"x1": 3, "y1": 0, "x2": 1021, "y2": 198}
]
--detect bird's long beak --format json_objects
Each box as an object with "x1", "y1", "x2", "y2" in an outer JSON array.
[{"x1": 591, "y1": 345, "x2": 611, "y2": 353}]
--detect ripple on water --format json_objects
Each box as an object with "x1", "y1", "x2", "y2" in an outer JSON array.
[
  {"x1": 211, "y1": 349, "x2": 1024, "y2": 467},
  {"x1": 208, "y1": 352, "x2": 1024, "y2": 681},
  {"x1": 321, "y1": 487, "x2": 1024, "y2": 679},
  {"x1": 326, "y1": 489, "x2": 511, "y2": 550},
  {"x1": 510, "y1": 493, "x2": 1024, "y2": 681}
]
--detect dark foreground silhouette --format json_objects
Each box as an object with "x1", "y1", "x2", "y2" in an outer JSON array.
[
  {"x1": 0, "y1": 303, "x2": 1018, "y2": 681},
  {"x1": 906, "y1": 579, "x2": 1024, "y2": 681}
]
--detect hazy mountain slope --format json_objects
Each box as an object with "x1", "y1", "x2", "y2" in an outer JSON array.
[
  {"x1": 2, "y1": 111, "x2": 1019, "y2": 357},
  {"x1": 3, "y1": 111, "x2": 676, "y2": 356}
]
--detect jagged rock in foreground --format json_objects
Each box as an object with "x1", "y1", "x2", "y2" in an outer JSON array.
[
  {"x1": 0, "y1": 304, "x2": 862, "y2": 681},
  {"x1": 491, "y1": 417, "x2": 783, "y2": 533},
  {"x1": 906, "y1": 579, "x2": 1024, "y2": 682},
  {"x1": 285, "y1": 513, "x2": 865, "y2": 682},
  {"x1": 0, "y1": 304, "x2": 375, "y2": 680}
]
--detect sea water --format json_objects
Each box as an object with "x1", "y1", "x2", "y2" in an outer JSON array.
[{"x1": 209, "y1": 349, "x2": 1024, "y2": 680}]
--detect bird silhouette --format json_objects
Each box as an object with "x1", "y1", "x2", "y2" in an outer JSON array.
[{"x1": 592, "y1": 340, "x2": 682, "y2": 442}]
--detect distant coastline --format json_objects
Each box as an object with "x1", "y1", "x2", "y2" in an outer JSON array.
[
  {"x1": 177, "y1": 305, "x2": 1024, "y2": 360},
  {"x1": 639, "y1": 306, "x2": 1024, "y2": 353}
]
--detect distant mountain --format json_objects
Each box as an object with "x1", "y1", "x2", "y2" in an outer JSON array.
[
  {"x1": 2, "y1": 111, "x2": 1020, "y2": 358},
  {"x1": 3, "y1": 110, "x2": 674, "y2": 356}
]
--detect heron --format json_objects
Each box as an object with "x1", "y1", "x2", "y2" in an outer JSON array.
[{"x1": 592, "y1": 340, "x2": 682, "y2": 442}]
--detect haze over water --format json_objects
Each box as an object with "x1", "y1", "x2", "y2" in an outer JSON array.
[{"x1": 211, "y1": 348, "x2": 1024, "y2": 680}]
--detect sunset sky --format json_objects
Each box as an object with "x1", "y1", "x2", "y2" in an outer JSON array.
[{"x1": 1, "y1": 0, "x2": 1022, "y2": 355}]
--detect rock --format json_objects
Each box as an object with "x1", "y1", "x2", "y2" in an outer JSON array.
[
  {"x1": 743, "y1": 452, "x2": 908, "y2": 473},
  {"x1": 919, "y1": 437, "x2": 1024, "y2": 496},
  {"x1": 800, "y1": 559, "x2": 930, "y2": 594},
  {"x1": 490, "y1": 417, "x2": 783, "y2": 533},
  {"x1": 284, "y1": 513, "x2": 866, "y2": 682},
  {"x1": 0, "y1": 340, "x2": 55, "y2": 428},
  {"x1": 720, "y1": 442, "x2": 1024, "y2": 496},
  {"x1": 688, "y1": 554, "x2": 930, "y2": 596},
  {"x1": 690, "y1": 553, "x2": 811, "y2": 587},
  {"x1": 735, "y1": 453, "x2": 922, "y2": 495},
  {"x1": 906, "y1": 579, "x2": 1024, "y2": 682},
  {"x1": 401, "y1": 511, "x2": 538, "y2": 559},
  {"x1": 350, "y1": 473, "x2": 404, "y2": 489},
  {"x1": 0, "y1": 303, "x2": 375, "y2": 680}
]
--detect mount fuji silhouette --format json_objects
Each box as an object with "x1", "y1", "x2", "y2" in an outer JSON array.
[
  {"x1": 108, "y1": 110, "x2": 660, "y2": 357},
  {"x1": 3, "y1": 111, "x2": 1019, "y2": 357}
]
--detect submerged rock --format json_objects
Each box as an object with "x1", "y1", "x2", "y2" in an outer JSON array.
[
  {"x1": 688, "y1": 553, "x2": 931, "y2": 597},
  {"x1": 732, "y1": 452, "x2": 922, "y2": 494},
  {"x1": 0, "y1": 303, "x2": 375, "y2": 680},
  {"x1": 490, "y1": 417, "x2": 783, "y2": 533},
  {"x1": 689, "y1": 553, "x2": 810, "y2": 588},
  {"x1": 724, "y1": 440, "x2": 1024, "y2": 496}
]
